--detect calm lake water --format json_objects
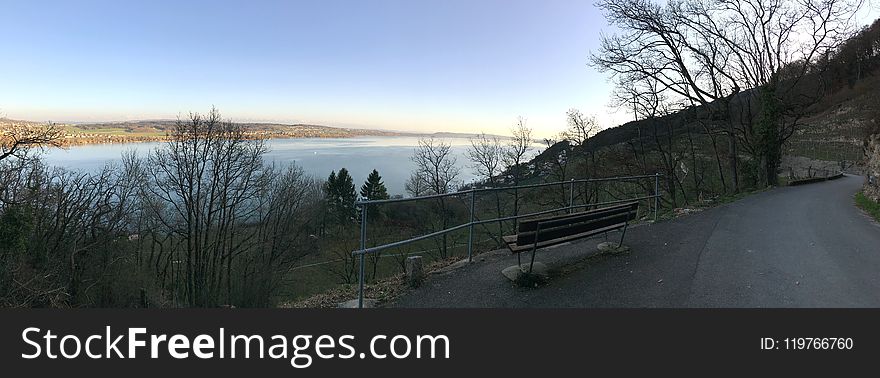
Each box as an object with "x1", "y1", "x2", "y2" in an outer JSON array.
[{"x1": 41, "y1": 136, "x2": 484, "y2": 196}]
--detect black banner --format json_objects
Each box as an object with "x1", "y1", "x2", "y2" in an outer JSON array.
[{"x1": 0, "y1": 309, "x2": 875, "y2": 375}]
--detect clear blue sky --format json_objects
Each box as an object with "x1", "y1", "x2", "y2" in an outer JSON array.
[
  {"x1": 0, "y1": 0, "x2": 620, "y2": 137},
  {"x1": 1, "y1": 1, "x2": 878, "y2": 137}
]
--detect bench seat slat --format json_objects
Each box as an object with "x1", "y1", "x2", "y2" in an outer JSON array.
[
  {"x1": 515, "y1": 212, "x2": 635, "y2": 245},
  {"x1": 517, "y1": 202, "x2": 638, "y2": 233},
  {"x1": 502, "y1": 201, "x2": 639, "y2": 255},
  {"x1": 503, "y1": 223, "x2": 629, "y2": 253}
]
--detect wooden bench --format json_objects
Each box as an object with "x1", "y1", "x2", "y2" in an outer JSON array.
[{"x1": 503, "y1": 202, "x2": 639, "y2": 272}]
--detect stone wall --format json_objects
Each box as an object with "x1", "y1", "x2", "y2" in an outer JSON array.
[
  {"x1": 866, "y1": 133, "x2": 880, "y2": 202},
  {"x1": 780, "y1": 155, "x2": 842, "y2": 179}
]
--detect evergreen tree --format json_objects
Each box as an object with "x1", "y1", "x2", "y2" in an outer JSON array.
[
  {"x1": 360, "y1": 169, "x2": 389, "y2": 201},
  {"x1": 359, "y1": 169, "x2": 390, "y2": 280},
  {"x1": 324, "y1": 168, "x2": 357, "y2": 224}
]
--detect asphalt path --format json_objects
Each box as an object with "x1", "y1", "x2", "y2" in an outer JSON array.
[{"x1": 392, "y1": 175, "x2": 880, "y2": 308}]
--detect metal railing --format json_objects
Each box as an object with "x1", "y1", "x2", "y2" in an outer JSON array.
[{"x1": 351, "y1": 173, "x2": 662, "y2": 308}]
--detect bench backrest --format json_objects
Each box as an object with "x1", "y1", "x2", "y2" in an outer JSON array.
[{"x1": 515, "y1": 202, "x2": 638, "y2": 246}]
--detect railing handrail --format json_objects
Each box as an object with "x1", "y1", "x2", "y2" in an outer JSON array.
[
  {"x1": 352, "y1": 172, "x2": 663, "y2": 308},
  {"x1": 351, "y1": 195, "x2": 658, "y2": 257},
  {"x1": 354, "y1": 173, "x2": 661, "y2": 206},
  {"x1": 351, "y1": 174, "x2": 662, "y2": 256}
]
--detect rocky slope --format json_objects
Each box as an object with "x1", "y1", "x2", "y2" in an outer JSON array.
[{"x1": 865, "y1": 133, "x2": 880, "y2": 201}]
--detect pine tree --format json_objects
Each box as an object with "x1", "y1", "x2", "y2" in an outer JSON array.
[
  {"x1": 324, "y1": 168, "x2": 357, "y2": 225},
  {"x1": 359, "y1": 169, "x2": 390, "y2": 280},
  {"x1": 360, "y1": 169, "x2": 389, "y2": 201}
]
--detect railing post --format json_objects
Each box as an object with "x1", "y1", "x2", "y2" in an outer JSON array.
[
  {"x1": 568, "y1": 179, "x2": 575, "y2": 213},
  {"x1": 467, "y1": 188, "x2": 476, "y2": 262},
  {"x1": 358, "y1": 202, "x2": 368, "y2": 309},
  {"x1": 653, "y1": 173, "x2": 660, "y2": 222}
]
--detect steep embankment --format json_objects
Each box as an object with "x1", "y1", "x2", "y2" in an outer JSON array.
[
  {"x1": 865, "y1": 132, "x2": 880, "y2": 201},
  {"x1": 533, "y1": 68, "x2": 880, "y2": 182}
]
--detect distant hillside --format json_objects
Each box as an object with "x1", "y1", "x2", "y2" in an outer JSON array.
[
  {"x1": 421, "y1": 131, "x2": 512, "y2": 140},
  {"x1": 1, "y1": 118, "x2": 510, "y2": 146},
  {"x1": 64, "y1": 120, "x2": 406, "y2": 140}
]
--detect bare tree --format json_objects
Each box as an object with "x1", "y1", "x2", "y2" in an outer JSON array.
[
  {"x1": 564, "y1": 109, "x2": 602, "y2": 203},
  {"x1": 1, "y1": 110, "x2": 323, "y2": 308},
  {"x1": 593, "y1": 0, "x2": 865, "y2": 188},
  {"x1": 466, "y1": 133, "x2": 505, "y2": 244},
  {"x1": 541, "y1": 135, "x2": 572, "y2": 209},
  {"x1": 405, "y1": 172, "x2": 429, "y2": 197},
  {"x1": 411, "y1": 138, "x2": 460, "y2": 258},
  {"x1": 325, "y1": 238, "x2": 360, "y2": 285},
  {"x1": 248, "y1": 165, "x2": 322, "y2": 306},
  {"x1": 0, "y1": 161, "x2": 138, "y2": 307},
  {"x1": 413, "y1": 138, "x2": 460, "y2": 195},
  {"x1": 467, "y1": 133, "x2": 504, "y2": 185},
  {"x1": 564, "y1": 109, "x2": 600, "y2": 147},
  {"x1": 628, "y1": 77, "x2": 690, "y2": 206},
  {"x1": 503, "y1": 117, "x2": 533, "y2": 220},
  {"x1": 0, "y1": 121, "x2": 63, "y2": 162},
  {"x1": 145, "y1": 107, "x2": 268, "y2": 306}
]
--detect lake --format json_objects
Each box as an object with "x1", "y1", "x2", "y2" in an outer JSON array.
[{"x1": 41, "y1": 136, "x2": 488, "y2": 196}]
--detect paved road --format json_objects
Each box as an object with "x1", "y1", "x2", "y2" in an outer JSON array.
[{"x1": 392, "y1": 174, "x2": 880, "y2": 308}]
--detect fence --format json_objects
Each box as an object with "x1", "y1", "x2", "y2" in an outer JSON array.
[{"x1": 350, "y1": 173, "x2": 662, "y2": 308}]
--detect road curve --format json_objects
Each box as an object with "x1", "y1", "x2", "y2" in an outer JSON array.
[{"x1": 392, "y1": 174, "x2": 880, "y2": 308}]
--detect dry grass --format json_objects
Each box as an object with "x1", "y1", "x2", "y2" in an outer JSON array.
[{"x1": 279, "y1": 256, "x2": 464, "y2": 308}]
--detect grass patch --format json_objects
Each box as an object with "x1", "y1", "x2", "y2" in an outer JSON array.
[
  {"x1": 855, "y1": 192, "x2": 880, "y2": 222},
  {"x1": 777, "y1": 176, "x2": 791, "y2": 186},
  {"x1": 717, "y1": 186, "x2": 771, "y2": 204}
]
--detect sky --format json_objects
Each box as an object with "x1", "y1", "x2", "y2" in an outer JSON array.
[{"x1": 1, "y1": 0, "x2": 879, "y2": 138}]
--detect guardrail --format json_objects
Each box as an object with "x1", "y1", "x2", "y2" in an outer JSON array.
[
  {"x1": 350, "y1": 173, "x2": 662, "y2": 308},
  {"x1": 788, "y1": 171, "x2": 846, "y2": 186}
]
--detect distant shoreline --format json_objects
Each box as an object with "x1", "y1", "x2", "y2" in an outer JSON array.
[
  {"x1": 3, "y1": 118, "x2": 511, "y2": 147},
  {"x1": 56, "y1": 130, "x2": 402, "y2": 147}
]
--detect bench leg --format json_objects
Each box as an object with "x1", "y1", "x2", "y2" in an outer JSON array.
[
  {"x1": 529, "y1": 223, "x2": 541, "y2": 274},
  {"x1": 529, "y1": 248, "x2": 537, "y2": 274},
  {"x1": 618, "y1": 223, "x2": 629, "y2": 246}
]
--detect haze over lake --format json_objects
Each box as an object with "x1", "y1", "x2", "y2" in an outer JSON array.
[{"x1": 41, "y1": 136, "x2": 487, "y2": 196}]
